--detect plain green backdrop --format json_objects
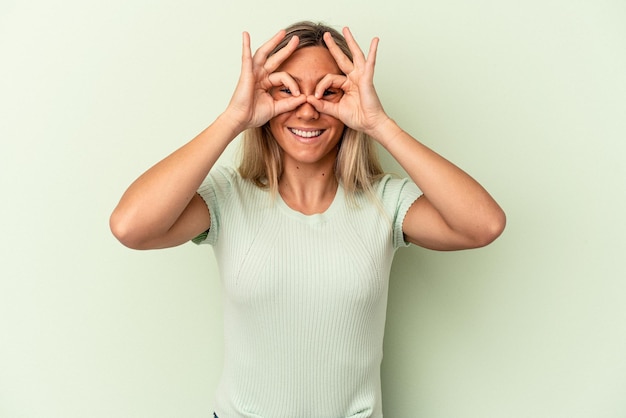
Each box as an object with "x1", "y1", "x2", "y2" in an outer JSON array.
[{"x1": 1, "y1": 0, "x2": 625, "y2": 417}]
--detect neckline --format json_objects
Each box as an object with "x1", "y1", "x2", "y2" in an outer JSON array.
[{"x1": 276, "y1": 183, "x2": 344, "y2": 224}]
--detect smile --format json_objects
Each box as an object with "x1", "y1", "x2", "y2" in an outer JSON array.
[{"x1": 289, "y1": 128, "x2": 324, "y2": 139}]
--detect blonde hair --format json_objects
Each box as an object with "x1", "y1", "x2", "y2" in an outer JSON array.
[{"x1": 238, "y1": 21, "x2": 384, "y2": 198}]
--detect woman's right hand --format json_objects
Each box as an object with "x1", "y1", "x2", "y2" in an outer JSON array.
[{"x1": 222, "y1": 30, "x2": 307, "y2": 132}]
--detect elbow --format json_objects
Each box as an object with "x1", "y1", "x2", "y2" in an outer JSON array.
[
  {"x1": 109, "y1": 209, "x2": 149, "y2": 250},
  {"x1": 473, "y1": 208, "x2": 507, "y2": 248}
]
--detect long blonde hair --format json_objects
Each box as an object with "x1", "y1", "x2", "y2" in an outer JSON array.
[{"x1": 238, "y1": 21, "x2": 384, "y2": 198}]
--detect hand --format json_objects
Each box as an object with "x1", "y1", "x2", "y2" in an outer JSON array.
[
  {"x1": 307, "y1": 27, "x2": 391, "y2": 137},
  {"x1": 223, "y1": 30, "x2": 307, "y2": 132}
]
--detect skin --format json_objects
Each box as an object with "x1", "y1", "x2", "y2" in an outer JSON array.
[
  {"x1": 110, "y1": 27, "x2": 506, "y2": 250},
  {"x1": 268, "y1": 46, "x2": 346, "y2": 214},
  {"x1": 269, "y1": 47, "x2": 345, "y2": 168}
]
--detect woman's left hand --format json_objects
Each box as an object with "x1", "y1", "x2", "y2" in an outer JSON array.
[{"x1": 307, "y1": 27, "x2": 391, "y2": 138}]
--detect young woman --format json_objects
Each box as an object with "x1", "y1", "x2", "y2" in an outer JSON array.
[{"x1": 110, "y1": 21, "x2": 505, "y2": 418}]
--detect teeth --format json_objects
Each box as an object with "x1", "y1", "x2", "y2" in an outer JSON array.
[{"x1": 290, "y1": 128, "x2": 322, "y2": 138}]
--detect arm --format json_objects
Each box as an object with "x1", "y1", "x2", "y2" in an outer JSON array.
[
  {"x1": 110, "y1": 30, "x2": 306, "y2": 250},
  {"x1": 309, "y1": 28, "x2": 506, "y2": 250},
  {"x1": 109, "y1": 117, "x2": 238, "y2": 250},
  {"x1": 370, "y1": 119, "x2": 506, "y2": 250}
]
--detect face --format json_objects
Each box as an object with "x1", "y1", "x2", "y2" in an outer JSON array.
[{"x1": 269, "y1": 46, "x2": 345, "y2": 169}]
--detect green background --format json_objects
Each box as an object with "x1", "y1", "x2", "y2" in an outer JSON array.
[{"x1": 1, "y1": 0, "x2": 625, "y2": 416}]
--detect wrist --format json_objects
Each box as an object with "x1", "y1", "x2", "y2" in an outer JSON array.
[
  {"x1": 216, "y1": 111, "x2": 247, "y2": 138},
  {"x1": 366, "y1": 116, "x2": 403, "y2": 148}
]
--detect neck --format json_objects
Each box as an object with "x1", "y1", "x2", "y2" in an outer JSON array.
[{"x1": 278, "y1": 160, "x2": 338, "y2": 215}]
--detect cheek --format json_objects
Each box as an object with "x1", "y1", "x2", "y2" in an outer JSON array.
[
  {"x1": 268, "y1": 116, "x2": 287, "y2": 137},
  {"x1": 325, "y1": 117, "x2": 345, "y2": 136}
]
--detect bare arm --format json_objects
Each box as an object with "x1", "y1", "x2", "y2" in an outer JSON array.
[
  {"x1": 309, "y1": 28, "x2": 506, "y2": 250},
  {"x1": 110, "y1": 30, "x2": 306, "y2": 249},
  {"x1": 109, "y1": 117, "x2": 239, "y2": 249},
  {"x1": 370, "y1": 119, "x2": 506, "y2": 250}
]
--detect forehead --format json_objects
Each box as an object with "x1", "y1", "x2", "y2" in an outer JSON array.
[{"x1": 277, "y1": 46, "x2": 342, "y2": 79}]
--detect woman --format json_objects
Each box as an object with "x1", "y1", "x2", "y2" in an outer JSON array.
[{"x1": 111, "y1": 21, "x2": 505, "y2": 418}]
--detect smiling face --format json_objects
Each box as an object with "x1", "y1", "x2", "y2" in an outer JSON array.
[{"x1": 268, "y1": 46, "x2": 345, "y2": 170}]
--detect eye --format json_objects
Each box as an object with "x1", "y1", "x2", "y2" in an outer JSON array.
[
  {"x1": 279, "y1": 87, "x2": 292, "y2": 95},
  {"x1": 321, "y1": 88, "x2": 342, "y2": 101}
]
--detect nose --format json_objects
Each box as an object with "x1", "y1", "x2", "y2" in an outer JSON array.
[{"x1": 295, "y1": 99, "x2": 319, "y2": 120}]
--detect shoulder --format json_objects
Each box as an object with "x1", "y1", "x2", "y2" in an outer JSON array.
[
  {"x1": 208, "y1": 164, "x2": 241, "y2": 185},
  {"x1": 198, "y1": 165, "x2": 247, "y2": 198},
  {"x1": 200, "y1": 164, "x2": 271, "y2": 213},
  {"x1": 369, "y1": 175, "x2": 422, "y2": 248},
  {"x1": 374, "y1": 174, "x2": 422, "y2": 206}
]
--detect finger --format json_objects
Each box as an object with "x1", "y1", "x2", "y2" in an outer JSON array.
[
  {"x1": 341, "y1": 27, "x2": 366, "y2": 66},
  {"x1": 323, "y1": 32, "x2": 353, "y2": 74},
  {"x1": 252, "y1": 30, "x2": 287, "y2": 67},
  {"x1": 264, "y1": 35, "x2": 300, "y2": 73},
  {"x1": 232, "y1": 32, "x2": 254, "y2": 97},
  {"x1": 314, "y1": 74, "x2": 347, "y2": 99},
  {"x1": 274, "y1": 94, "x2": 308, "y2": 115},
  {"x1": 267, "y1": 71, "x2": 301, "y2": 96},
  {"x1": 239, "y1": 32, "x2": 253, "y2": 75},
  {"x1": 241, "y1": 31, "x2": 251, "y2": 59},
  {"x1": 365, "y1": 36, "x2": 379, "y2": 73}
]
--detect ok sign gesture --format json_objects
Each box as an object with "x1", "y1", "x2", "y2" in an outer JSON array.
[{"x1": 307, "y1": 27, "x2": 391, "y2": 139}]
